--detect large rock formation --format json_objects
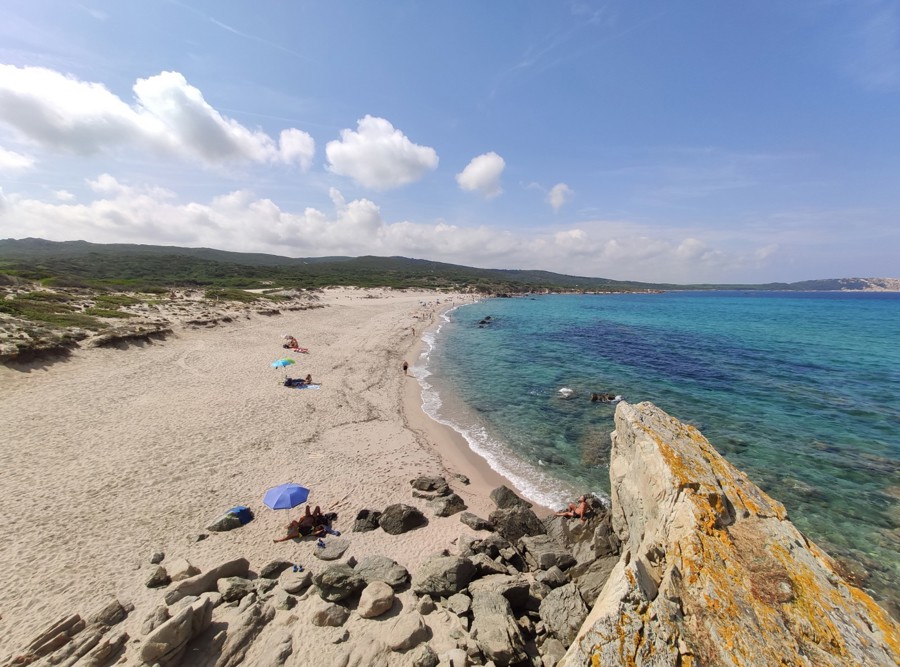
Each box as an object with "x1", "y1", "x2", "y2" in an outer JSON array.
[{"x1": 561, "y1": 401, "x2": 900, "y2": 666}]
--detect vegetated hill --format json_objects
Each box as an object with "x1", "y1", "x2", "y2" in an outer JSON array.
[
  {"x1": 0, "y1": 238, "x2": 659, "y2": 292},
  {"x1": 0, "y1": 238, "x2": 895, "y2": 293}
]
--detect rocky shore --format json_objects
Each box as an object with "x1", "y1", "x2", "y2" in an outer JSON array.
[{"x1": 6, "y1": 402, "x2": 897, "y2": 667}]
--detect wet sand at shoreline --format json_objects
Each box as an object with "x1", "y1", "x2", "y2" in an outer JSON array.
[{"x1": 0, "y1": 287, "x2": 537, "y2": 657}]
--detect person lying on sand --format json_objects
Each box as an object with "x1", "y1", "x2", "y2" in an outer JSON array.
[
  {"x1": 283, "y1": 375, "x2": 313, "y2": 388},
  {"x1": 274, "y1": 505, "x2": 327, "y2": 542},
  {"x1": 282, "y1": 334, "x2": 309, "y2": 353},
  {"x1": 555, "y1": 495, "x2": 591, "y2": 522}
]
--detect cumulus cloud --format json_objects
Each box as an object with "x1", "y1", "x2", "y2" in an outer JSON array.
[
  {"x1": 0, "y1": 65, "x2": 315, "y2": 168},
  {"x1": 0, "y1": 146, "x2": 34, "y2": 171},
  {"x1": 546, "y1": 182, "x2": 573, "y2": 211},
  {"x1": 278, "y1": 128, "x2": 315, "y2": 170},
  {"x1": 456, "y1": 152, "x2": 505, "y2": 198},
  {"x1": 325, "y1": 115, "x2": 438, "y2": 189},
  {"x1": 0, "y1": 175, "x2": 773, "y2": 283}
]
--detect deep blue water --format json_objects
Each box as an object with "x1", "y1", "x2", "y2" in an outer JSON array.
[{"x1": 417, "y1": 291, "x2": 900, "y2": 610}]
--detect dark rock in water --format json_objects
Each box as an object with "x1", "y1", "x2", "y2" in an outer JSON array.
[
  {"x1": 489, "y1": 485, "x2": 532, "y2": 509},
  {"x1": 379, "y1": 504, "x2": 427, "y2": 534},
  {"x1": 410, "y1": 475, "x2": 451, "y2": 495},
  {"x1": 590, "y1": 392, "x2": 617, "y2": 403},
  {"x1": 353, "y1": 509, "x2": 382, "y2": 532},
  {"x1": 489, "y1": 506, "x2": 546, "y2": 542},
  {"x1": 459, "y1": 512, "x2": 494, "y2": 531}
]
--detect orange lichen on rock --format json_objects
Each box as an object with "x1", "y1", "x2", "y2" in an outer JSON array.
[{"x1": 560, "y1": 401, "x2": 899, "y2": 667}]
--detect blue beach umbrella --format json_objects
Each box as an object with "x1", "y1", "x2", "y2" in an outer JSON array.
[
  {"x1": 263, "y1": 483, "x2": 310, "y2": 510},
  {"x1": 271, "y1": 358, "x2": 295, "y2": 369}
]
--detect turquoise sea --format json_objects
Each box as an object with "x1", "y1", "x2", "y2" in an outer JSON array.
[{"x1": 416, "y1": 291, "x2": 900, "y2": 613}]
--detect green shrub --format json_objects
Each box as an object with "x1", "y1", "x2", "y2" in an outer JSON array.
[{"x1": 0, "y1": 291, "x2": 103, "y2": 329}]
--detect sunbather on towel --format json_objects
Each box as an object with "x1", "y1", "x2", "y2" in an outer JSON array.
[{"x1": 274, "y1": 505, "x2": 327, "y2": 542}]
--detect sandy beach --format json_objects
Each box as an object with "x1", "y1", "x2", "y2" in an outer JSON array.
[{"x1": 0, "y1": 287, "x2": 528, "y2": 660}]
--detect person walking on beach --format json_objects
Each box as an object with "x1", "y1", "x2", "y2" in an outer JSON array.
[{"x1": 402, "y1": 360, "x2": 409, "y2": 375}]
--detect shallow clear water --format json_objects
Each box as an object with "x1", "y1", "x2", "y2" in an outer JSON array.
[{"x1": 417, "y1": 291, "x2": 900, "y2": 610}]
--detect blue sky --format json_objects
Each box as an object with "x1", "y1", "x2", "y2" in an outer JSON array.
[{"x1": 0, "y1": 1, "x2": 898, "y2": 283}]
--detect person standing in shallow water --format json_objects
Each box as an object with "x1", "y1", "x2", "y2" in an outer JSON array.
[{"x1": 402, "y1": 361, "x2": 409, "y2": 375}]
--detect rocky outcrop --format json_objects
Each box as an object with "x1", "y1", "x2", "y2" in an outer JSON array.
[
  {"x1": 13, "y1": 400, "x2": 895, "y2": 667},
  {"x1": 8, "y1": 496, "x2": 615, "y2": 667},
  {"x1": 561, "y1": 401, "x2": 900, "y2": 666}
]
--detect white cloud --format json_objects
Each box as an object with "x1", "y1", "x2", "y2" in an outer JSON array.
[
  {"x1": 0, "y1": 146, "x2": 34, "y2": 171},
  {"x1": 546, "y1": 182, "x2": 573, "y2": 211},
  {"x1": 278, "y1": 128, "x2": 315, "y2": 169},
  {"x1": 325, "y1": 115, "x2": 438, "y2": 189},
  {"x1": 54, "y1": 190, "x2": 75, "y2": 201},
  {"x1": 0, "y1": 175, "x2": 782, "y2": 283},
  {"x1": 0, "y1": 65, "x2": 139, "y2": 155},
  {"x1": 0, "y1": 65, "x2": 315, "y2": 168},
  {"x1": 456, "y1": 152, "x2": 505, "y2": 198}
]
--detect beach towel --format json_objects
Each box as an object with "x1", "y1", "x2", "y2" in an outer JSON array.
[{"x1": 291, "y1": 384, "x2": 321, "y2": 390}]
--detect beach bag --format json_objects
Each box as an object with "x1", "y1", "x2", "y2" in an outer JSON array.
[{"x1": 227, "y1": 506, "x2": 254, "y2": 525}]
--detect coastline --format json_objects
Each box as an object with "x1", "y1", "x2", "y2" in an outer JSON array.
[
  {"x1": 399, "y1": 304, "x2": 553, "y2": 519},
  {"x1": 2, "y1": 287, "x2": 896, "y2": 665},
  {"x1": 0, "y1": 287, "x2": 548, "y2": 658}
]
